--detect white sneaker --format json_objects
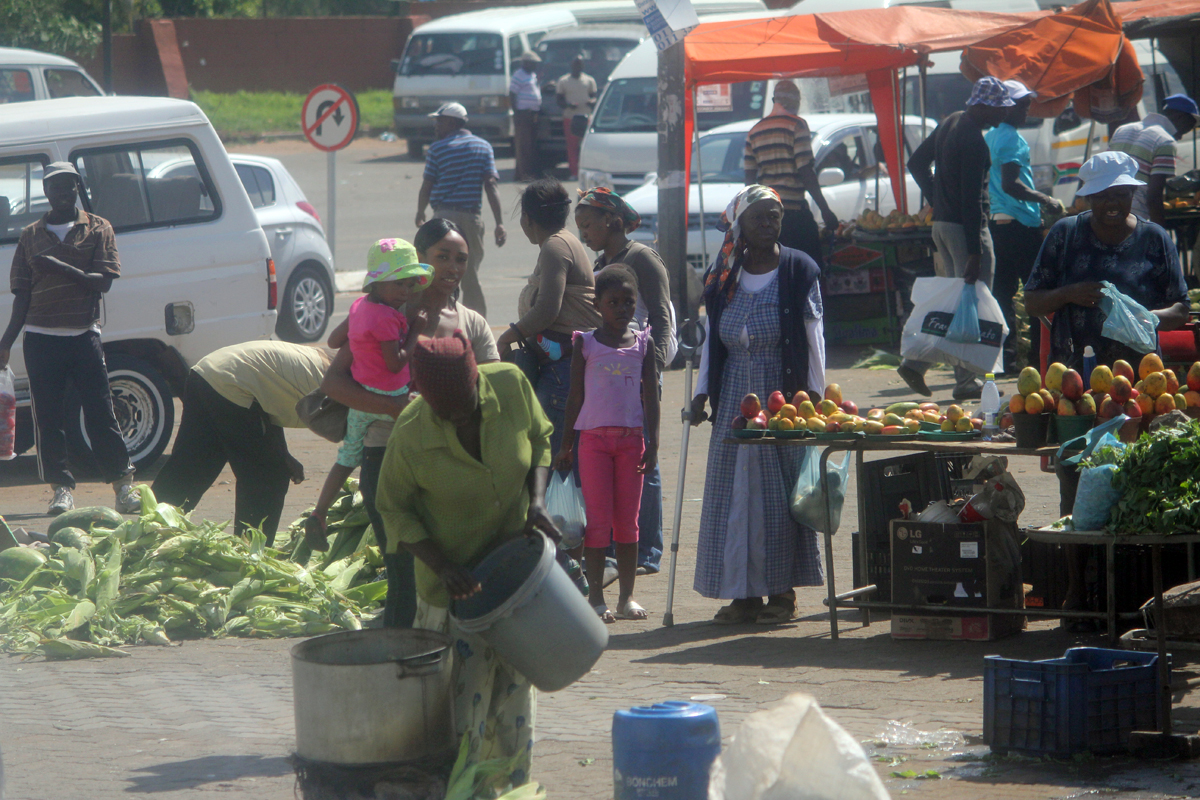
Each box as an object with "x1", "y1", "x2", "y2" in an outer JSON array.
[
  {"x1": 114, "y1": 478, "x2": 140, "y2": 515},
  {"x1": 48, "y1": 485, "x2": 74, "y2": 516}
]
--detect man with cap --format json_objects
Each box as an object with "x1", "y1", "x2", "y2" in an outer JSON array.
[
  {"x1": 1108, "y1": 93, "x2": 1200, "y2": 227},
  {"x1": 986, "y1": 79, "x2": 1066, "y2": 374},
  {"x1": 899, "y1": 76, "x2": 1011, "y2": 400},
  {"x1": 743, "y1": 80, "x2": 840, "y2": 266},
  {"x1": 556, "y1": 55, "x2": 597, "y2": 181},
  {"x1": 510, "y1": 51, "x2": 543, "y2": 181},
  {"x1": 416, "y1": 102, "x2": 507, "y2": 316},
  {"x1": 0, "y1": 162, "x2": 139, "y2": 515}
]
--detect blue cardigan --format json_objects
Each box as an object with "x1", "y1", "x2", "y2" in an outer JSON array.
[{"x1": 702, "y1": 246, "x2": 821, "y2": 416}]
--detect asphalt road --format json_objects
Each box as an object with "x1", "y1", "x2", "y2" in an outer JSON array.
[{"x1": 229, "y1": 136, "x2": 564, "y2": 330}]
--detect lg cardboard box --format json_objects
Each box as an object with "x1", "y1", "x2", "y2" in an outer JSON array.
[{"x1": 890, "y1": 520, "x2": 1023, "y2": 641}]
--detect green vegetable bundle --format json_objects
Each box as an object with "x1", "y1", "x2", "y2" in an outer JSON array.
[
  {"x1": 0, "y1": 482, "x2": 385, "y2": 660},
  {"x1": 1107, "y1": 419, "x2": 1200, "y2": 533}
]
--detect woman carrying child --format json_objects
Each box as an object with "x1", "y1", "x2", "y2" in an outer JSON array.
[
  {"x1": 307, "y1": 238, "x2": 432, "y2": 627},
  {"x1": 555, "y1": 265, "x2": 660, "y2": 621}
]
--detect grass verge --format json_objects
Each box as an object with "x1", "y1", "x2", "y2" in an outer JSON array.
[{"x1": 191, "y1": 89, "x2": 393, "y2": 141}]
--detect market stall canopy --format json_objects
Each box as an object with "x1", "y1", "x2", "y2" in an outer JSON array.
[
  {"x1": 683, "y1": 6, "x2": 1045, "y2": 214},
  {"x1": 961, "y1": 0, "x2": 1142, "y2": 123},
  {"x1": 1122, "y1": 0, "x2": 1200, "y2": 38}
]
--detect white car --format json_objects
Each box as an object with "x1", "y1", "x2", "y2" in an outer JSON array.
[
  {"x1": 150, "y1": 155, "x2": 336, "y2": 342},
  {"x1": 624, "y1": 114, "x2": 931, "y2": 274}
]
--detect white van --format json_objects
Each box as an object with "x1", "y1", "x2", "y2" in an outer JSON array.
[
  {"x1": 0, "y1": 96, "x2": 276, "y2": 470},
  {"x1": 391, "y1": 0, "x2": 766, "y2": 155},
  {"x1": 0, "y1": 46, "x2": 104, "y2": 103},
  {"x1": 392, "y1": 7, "x2": 579, "y2": 155}
]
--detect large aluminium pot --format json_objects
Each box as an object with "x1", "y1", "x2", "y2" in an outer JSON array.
[{"x1": 291, "y1": 628, "x2": 455, "y2": 765}]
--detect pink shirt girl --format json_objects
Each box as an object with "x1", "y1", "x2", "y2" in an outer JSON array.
[{"x1": 348, "y1": 295, "x2": 410, "y2": 393}]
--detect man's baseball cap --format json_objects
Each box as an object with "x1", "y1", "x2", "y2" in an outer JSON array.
[
  {"x1": 1164, "y1": 93, "x2": 1200, "y2": 122},
  {"x1": 967, "y1": 76, "x2": 1015, "y2": 108},
  {"x1": 429, "y1": 102, "x2": 468, "y2": 121},
  {"x1": 1003, "y1": 79, "x2": 1036, "y2": 102},
  {"x1": 42, "y1": 162, "x2": 79, "y2": 181},
  {"x1": 521, "y1": 51, "x2": 541, "y2": 62}
]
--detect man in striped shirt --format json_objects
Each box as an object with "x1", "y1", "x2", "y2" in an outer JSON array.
[
  {"x1": 743, "y1": 81, "x2": 839, "y2": 267},
  {"x1": 1107, "y1": 93, "x2": 1198, "y2": 227},
  {"x1": 416, "y1": 102, "x2": 507, "y2": 315}
]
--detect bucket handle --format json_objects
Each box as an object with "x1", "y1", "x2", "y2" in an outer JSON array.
[{"x1": 395, "y1": 650, "x2": 445, "y2": 679}]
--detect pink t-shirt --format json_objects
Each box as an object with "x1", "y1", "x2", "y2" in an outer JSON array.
[
  {"x1": 349, "y1": 295, "x2": 410, "y2": 392},
  {"x1": 573, "y1": 327, "x2": 650, "y2": 431}
]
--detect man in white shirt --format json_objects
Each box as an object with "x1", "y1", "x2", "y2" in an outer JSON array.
[
  {"x1": 509, "y1": 51, "x2": 543, "y2": 181},
  {"x1": 556, "y1": 56, "x2": 597, "y2": 180},
  {"x1": 1108, "y1": 93, "x2": 1198, "y2": 226}
]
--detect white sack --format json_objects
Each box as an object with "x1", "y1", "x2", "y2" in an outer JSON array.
[{"x1": 900, "y1": 277, "x2": 1008, "y2": 375}]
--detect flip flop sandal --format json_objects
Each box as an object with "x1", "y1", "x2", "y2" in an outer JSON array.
[
  {"x1": 615, "y1": 600, "x2": 649, "y2": 620},
  {"x1": 756, "y1": 599, "x2": 797, "y2": 625},
  {"x1": 593, "y1": 604, "x2": 615, "y2": 623}
]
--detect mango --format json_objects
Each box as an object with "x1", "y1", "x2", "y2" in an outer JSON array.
[
  {"x1": 945, "y1": 404, "x2": 964, "y2": 422},
  {"x1": 1175, "y1": 393, "x2": 1188, "y2": 411},
  {"x1": 779, "y1": 403, "x2": 797, "y2": 421},
  {"x1": 1136, "y1": 394, "x2": 1155, "y2": 416},
  {"x1": 824, "y1": 383, "x2": 843, "y2": 405},
  {"x1": 1061, "y1": 369, "x2": 1084, "y2": 401},
  {"x1": 1075, "y1": 394, "x2": 1097, "y2": 416},
  {"x1": 866, "y1": 408, "x2": 884, "y2": 421},
  {"x1": 1155, "y1": 393, "x2": 1177, "y2": 415},
  {"x1": 1140, "y1": 353, "x2": 1165, "y2": 380},
  {"x1": 1188, "y1": 362, "x2": 1200, "y2": 392},
  {"x1": 819, "y1": 399, "x2": 840, "y2": 416},
  {"x1": 1165, "y1": 369, "x2": 1180, "y2": 396},
  {"x1": 1010, "y1": 395, "x2": 1025, "y2": 414},
  {"x1": 1089, "y1": 365, "x2": 1113, "y2": 394},
  {"x1": 940, "y1": 418, "x2": 955, "y2": 432},
  {"x1": 1143, "y1": 372, "x2": 1168, "y2": 398},
  {"x1": 1186, "y1": 390, "x2": 1200, "y2": 408},
  {"x1": 806, "y1": 417, "x2": 827, "y2": 433},
  {"x1": 1025, "y1": 393, "x2": 1045, "y2": 414},
  {"x1": 1017, "y1": 366, "x2": 1042, "y2": 397},
  {"x1": 1045, "y1": 362, "x2": 1068, "y2": 392},
  {"x1": 904, "y1": 419, "x2": 921, "y2": 433},
  {"x1": 881, "y1": 425, "x2": 903, "y2": 435},
  {"x1": 863, "y1": 420, "x2": 884, "y2": 435},
  {"x1": 1110, "y1": 375, "x2": 1133, "y2": 404},
  {"x1": 955, "y1": 417, "x2": 974, "y2": 433},
  {"x1": 882, "y1": 413, "x2": 905, "y2": 427},
  {"x1": 1113, "y1": 359, "x2": 1136, "y2": 383},
  {"x1": 1057, "y1": 397, "x2": 1076, "y2": 416},
  {"x1": 797, "y1": 400, "x2": 817, "y2": 420}
]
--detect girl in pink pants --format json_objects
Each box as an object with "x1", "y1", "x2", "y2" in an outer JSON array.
[{"x1": 556, "y1": 265, "x2": 660, "y2": 622}]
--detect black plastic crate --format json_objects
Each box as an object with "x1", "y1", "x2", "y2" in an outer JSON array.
[
  {"x1": 1021, "y1": 538, "x2": 1070, "y2": 612},
  {"x1": 851, "y1": 531, "x2": 893, "y2": 604},
  {"x1": 932, "y1": 452, "x2": 976, "y2": 502},
  {"x1": 861, "y1": 454, "x2": 938, "y2": 539}
]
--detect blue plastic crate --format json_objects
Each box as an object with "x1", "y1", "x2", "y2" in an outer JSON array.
[{"x1": 984, "y1": 647, "x2": 1162, "y2": 757}]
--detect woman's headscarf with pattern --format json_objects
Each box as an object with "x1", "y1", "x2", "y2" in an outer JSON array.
[
  {"x1": 576, "y1": 186, "x2": 641, "y2": 233},
  {"x1": 703, "y1": 184, "x2": 783, "y2": 301}
]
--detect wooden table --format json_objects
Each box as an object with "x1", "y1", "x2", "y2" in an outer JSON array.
[
  {"x1": 1023, "y1": 528, "x2": 1200, "y2": 741},
  {"x1": 729, "y1": 436, "x2": 1058, "y2": 639}
]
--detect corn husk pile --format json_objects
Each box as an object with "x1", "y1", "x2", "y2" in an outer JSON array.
[{"x1": 0, "y1": 483, "x2": 384, "y2": 660}]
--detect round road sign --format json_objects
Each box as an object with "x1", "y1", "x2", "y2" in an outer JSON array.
[{"x1": 301, "y1": 84, "x2": 359, "y2": 152}]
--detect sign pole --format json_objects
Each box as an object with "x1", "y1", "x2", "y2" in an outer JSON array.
[{"x1": 327, "y1": 150, "x2": 337, "y2": 260}]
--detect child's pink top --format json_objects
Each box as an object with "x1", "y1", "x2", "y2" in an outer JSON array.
[
  {"x1": 573, "y1": 327, "x2": 651, "y2": 431},
  {"x1": 348, "y1": 295, "x2": 410, "y2": 392}
]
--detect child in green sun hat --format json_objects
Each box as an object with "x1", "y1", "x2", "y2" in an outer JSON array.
[{"x1": 307, "y1": 238, "x2": 433, "y2": 554}]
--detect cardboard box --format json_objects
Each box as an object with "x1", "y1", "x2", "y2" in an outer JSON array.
[
  {"x1": 891, "y1": 613, "x2": 1023, "y2": 641},
  {"x1": 890, "y1": 520, "x2": 1024, "y2": 641}
]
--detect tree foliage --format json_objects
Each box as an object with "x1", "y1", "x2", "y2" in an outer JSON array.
[{"x1": 0, "y1": 0, "x2": 101, "y2": 58}]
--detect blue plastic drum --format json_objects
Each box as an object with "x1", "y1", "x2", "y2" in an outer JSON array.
[{"x1": 612, "y1": 702, "x2": 720, "y2": 799}]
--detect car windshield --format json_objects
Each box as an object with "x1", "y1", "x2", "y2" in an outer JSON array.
[
  {"x1": 399, "y1": 33, "x2": 504, "y2": 77},
  {"x1": 691, "y1": 133, "x2": 745, "y2": 183},
  {"x1": 593, "y1": 78, "x2": 766, "y2": 134},
  {"x1": 536, "y1": 38, "x2": 640, "y2": 86}
]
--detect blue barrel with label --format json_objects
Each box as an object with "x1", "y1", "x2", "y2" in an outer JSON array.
[{"x1": 612, "y1": 702, "x2": 720, "y2": 799}]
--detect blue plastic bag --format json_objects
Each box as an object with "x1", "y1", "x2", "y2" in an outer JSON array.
[
  {"x1": 545, "y1": 470, "x2": 587, "y2": 549},
  {"x1": 1071, "y1": 432, "x2": 1126, "y2": 531},
  {"x1": 790, "y1": 449, "x2": 850, "y2": 533},
  {"x1": 945, "y1": 282, "x2": 982, "y2": 344},
  {"x1": 1098, "y1": 281, "x2": 1158, "y2": 354}
]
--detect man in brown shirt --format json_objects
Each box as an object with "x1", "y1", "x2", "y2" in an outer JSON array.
[{"x1": 0, "y1": 162, "x2": 138, "y2": 515}]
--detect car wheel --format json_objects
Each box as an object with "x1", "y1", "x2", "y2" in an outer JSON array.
[
  {"x1": 276, "y1": 263, "x2": 334, "y2": 343},
  {"x1": 66, "y1": 354, "x2": 175, "y2": 474}
]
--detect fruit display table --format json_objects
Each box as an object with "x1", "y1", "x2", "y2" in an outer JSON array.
[
  {"x1": 727, "y1": 436, "x2": 1057, "y2": 640},
  {"x1": 1023, "y1": 528, "x2": 1200, "y2": 748}
]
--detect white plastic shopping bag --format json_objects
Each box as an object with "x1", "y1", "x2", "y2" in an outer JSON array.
[
  {"x1": 708, "y1": 693, "x2": 891, "y2": 800},
  {"x1": 901, "y1": 277, "x2": 1008, "y2": 375},
  {"x1": 545, "y1": 470, "x2": 587, "y2": 549}
]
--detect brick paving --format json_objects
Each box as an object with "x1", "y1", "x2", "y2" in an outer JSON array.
[{"x1": 2, "y1": 350, "x2": 1200, "y2": 799}]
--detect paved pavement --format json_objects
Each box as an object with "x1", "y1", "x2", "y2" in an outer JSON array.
[{"x1": 3, "y1": 354, "x2": 1200, "y2": 800}]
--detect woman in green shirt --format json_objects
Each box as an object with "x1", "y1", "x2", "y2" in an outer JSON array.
[{"x1": 376, "y1": 333, "x2": 558, "y2": 788}]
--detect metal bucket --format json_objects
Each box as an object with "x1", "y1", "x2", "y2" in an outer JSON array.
[{"x1": 291, "y1": 628, "x2": 455, "y2": 765}]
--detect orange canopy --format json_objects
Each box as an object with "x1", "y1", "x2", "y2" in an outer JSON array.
[
  {"x1": 683, "y1": 7, "x2": 1044, "y2": 213},
  {"x1": 963, "y1": 0, "x2": 1142, "y2": 123}
]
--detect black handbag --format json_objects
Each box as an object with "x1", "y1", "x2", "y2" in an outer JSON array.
[{"x1": 295, "y1": 389, "x2": 348, "y2": 443}]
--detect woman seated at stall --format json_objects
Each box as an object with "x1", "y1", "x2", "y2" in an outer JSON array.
[{"x1": 1024, "y1": 151, "x2": 1189, "y2": 626}]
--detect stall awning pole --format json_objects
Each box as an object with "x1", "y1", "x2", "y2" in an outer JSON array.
[{"x1": 693, "y1": 86, "x2": 709, "y2": 273}]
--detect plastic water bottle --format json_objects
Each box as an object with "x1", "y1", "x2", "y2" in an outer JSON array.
[
  {"x1": 1082, "y1": 345, "x2": 1097, "y2": 388},
  {"x1": 980, "y1": 373, "x2": 1001, "y2": 441}
]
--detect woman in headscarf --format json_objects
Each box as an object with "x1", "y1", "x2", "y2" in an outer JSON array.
[
  {"x1": 496, "y1": 178, "x2": 601, "y2": 455},
  {"x1": 375, "y1": 333, "x2": 558, "y2": 791},
  {"x1": 574, "y1": 187, "x2": 674, "y2": 575},
  {"x1": 689, "y1": 185, "x2": 827, "y2": 625}
]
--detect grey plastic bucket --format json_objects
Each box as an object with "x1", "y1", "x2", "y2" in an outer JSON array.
[{"x1": 452, "y1": 534, "x2": 608, "y2": 691}]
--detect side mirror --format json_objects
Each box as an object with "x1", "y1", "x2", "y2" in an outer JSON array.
[{"x1": 818, "y1": 167, "x2": 845, "y2": 187}]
